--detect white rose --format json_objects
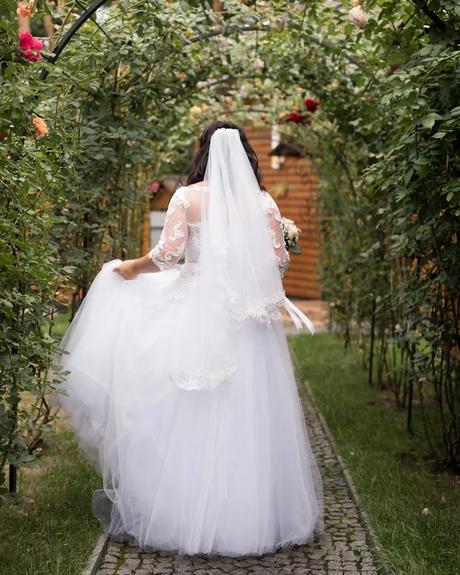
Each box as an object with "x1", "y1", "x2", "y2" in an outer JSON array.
[
  {"x1": 348, "y1": 6, "x2": 368, "y2": 27},
  {"x1": 287, "y1": 223, "x2": 300, "y2": 241},
  {"x1": 253, "y1": 58, "x2": 265, "y2": 70}
]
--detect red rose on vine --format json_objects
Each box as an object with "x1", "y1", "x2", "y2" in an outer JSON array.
[
  {"x1": 18, "y1": 31, "x2": 43, "y2": 62},
  {"x1": 286, "y1": 112, "x2": 310, "y2": 124},
  {"x1": 304, "y1": 98, "x2": 319, "y2": 113}
]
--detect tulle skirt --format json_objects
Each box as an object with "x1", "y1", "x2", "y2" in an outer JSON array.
[{"x1": 55, "y1": 259, "x2": 324, "y2": 557}]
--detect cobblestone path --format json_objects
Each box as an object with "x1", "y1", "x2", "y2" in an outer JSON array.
[{"x1": 93, "y1": 380, "x2": 386, "y2": 575}]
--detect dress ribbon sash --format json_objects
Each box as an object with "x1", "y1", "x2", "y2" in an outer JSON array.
[{"x1": 282, "y1": 296, "x2": 316, "y2": 335}]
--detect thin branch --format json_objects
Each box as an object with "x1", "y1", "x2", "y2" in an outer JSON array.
[
  {"x1": 411, "y1": 0, "x2": 447, "y2": 31},
  {"x1": 74, "y1": 0, "x2": 117, "y2": 45},
  {"x1": 185, "y1": 24, "x2": 368, "y2": 73}
]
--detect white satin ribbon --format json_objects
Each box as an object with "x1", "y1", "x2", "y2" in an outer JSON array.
[{"x1": 283, "y1": 296, "x2": 317, "y2": 335}]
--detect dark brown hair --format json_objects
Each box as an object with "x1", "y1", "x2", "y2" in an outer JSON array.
[{"x1": 185, "y1": 120, "x2": 265, "y2": 191}]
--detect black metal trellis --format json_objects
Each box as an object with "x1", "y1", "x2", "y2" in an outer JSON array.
[
  {"x1": 39, "y1": 0, "x2": 110, "y2": 81},
  {"x1": 38, "y1": 0, "x2": 367, "y2": 83}
]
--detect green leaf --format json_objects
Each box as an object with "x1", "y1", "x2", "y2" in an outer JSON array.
[{"x1": 421, "y1": 113, "x2": 443, "y2": 129}]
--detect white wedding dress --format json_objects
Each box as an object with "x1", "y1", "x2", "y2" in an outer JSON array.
[{"x1": 57, "y1": 181, "x2": 324, "y2": 557}]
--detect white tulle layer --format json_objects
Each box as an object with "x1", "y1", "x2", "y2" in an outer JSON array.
[{"x1": 56, "y1": 259, "x2": 324, "y2": 556}]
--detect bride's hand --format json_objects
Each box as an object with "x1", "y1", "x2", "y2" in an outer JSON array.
[{"x1": 113, "y1": 260, "x2": 139, "y2": 280}]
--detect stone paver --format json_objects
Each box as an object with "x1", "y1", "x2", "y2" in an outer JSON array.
[{"x1": 93, "y1": 377, "x2": 386, "y2": 575}]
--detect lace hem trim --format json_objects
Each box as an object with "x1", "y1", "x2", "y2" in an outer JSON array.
[{"x1": 170, "y1": 365, "x2": 237, "y2": 392}]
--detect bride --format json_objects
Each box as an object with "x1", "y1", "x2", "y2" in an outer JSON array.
[{"x1": 56, "y1": 120, "x2": 324, "y2": 557}]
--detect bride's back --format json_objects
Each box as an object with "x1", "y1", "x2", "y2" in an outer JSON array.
[{"x1": 181, "y1": 181, "x2": 207, "y2": 226}]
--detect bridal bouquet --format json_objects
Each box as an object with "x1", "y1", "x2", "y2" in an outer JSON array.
[{"x1": 281, "y1": 217, "x2": 302, "y2": 254}]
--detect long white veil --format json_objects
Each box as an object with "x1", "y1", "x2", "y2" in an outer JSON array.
[
  {"x1": 202, "y1": 127, "x2": 286, "y2": 319},
  {"x1": 169, "y1": 127, "x2": 289, "y2": 392}
]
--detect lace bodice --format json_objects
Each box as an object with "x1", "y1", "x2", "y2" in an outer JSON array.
[{"x1": 147, "y1": 184, "x2": 290, "y2": 276}]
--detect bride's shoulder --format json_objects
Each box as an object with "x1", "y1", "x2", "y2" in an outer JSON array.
[
  {"x1": 171, "y1": 182, "x2": 205, "y2": 208},
  {"x1": 174, "y1": 185, "x2": 188, "y2": 194},
  {"x1": 173, "y1": 184, "x2": 200, "y2": 196},
  {"x1": 173, "y1": 184, "x2": 197, "y2": 199},
  {"x1": 184, "y1": 181, "x2": 207, "y2": 190},
  {"x1": 168, "y1": 186, "x2": 191, "y2": 211}
]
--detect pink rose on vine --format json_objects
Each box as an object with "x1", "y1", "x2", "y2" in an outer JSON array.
[
  {"x1": 348, "y1": 3, "x2": 369, "y2": 27},
  {"x1": 18, "y1": 31, "x2": 43, "y2": 62},
  {"x1": 17, "y1": 2, "x2": 34, "y2": 17},
  {"x1": 149, "y1": 181, "x2": 161, "y2": 194}
]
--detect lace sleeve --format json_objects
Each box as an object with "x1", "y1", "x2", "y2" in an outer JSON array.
[
  {"x1": 147, "y1": 188, "x2": 189, "y2": 271},
  {"x1": 260, "y1": 191, "x2": 290, "y2": 276}
]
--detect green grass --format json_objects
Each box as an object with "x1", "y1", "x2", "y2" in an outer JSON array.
[
  {"x1": 289, "y1": 332, "x2": 460, "y2": 575},
  {"x1": 0, "y1": 416, "x2": 101, "y2": 575},
  {"x1": 0, "y1": 308, "x2": 101, "y2": 575}
]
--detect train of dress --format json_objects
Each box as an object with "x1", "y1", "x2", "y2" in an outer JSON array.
[{"x1": 56, "y1": 259, "x2": 324, "y2": 556}]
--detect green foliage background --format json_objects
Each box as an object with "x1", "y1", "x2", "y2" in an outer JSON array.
[{"x1": 0, "y1": 0, "x2": 459, "y2": 496}]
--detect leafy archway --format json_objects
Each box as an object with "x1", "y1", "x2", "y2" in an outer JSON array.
[
  {"x1": 1, "y1": 0, "x2": 459, "y2": 497},
  {"x1": 34, "y1": 0, "x2": 376, "y2": 307}
]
